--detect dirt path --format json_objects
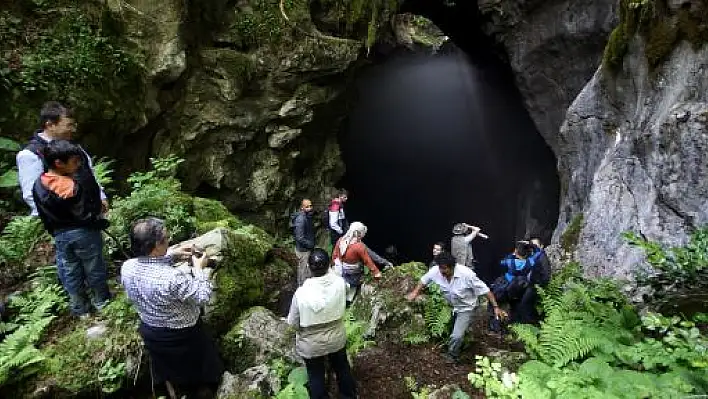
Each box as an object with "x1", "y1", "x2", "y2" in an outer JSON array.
[{"x1": 352, "y1": 315, "x2": 520, "y2": 398}]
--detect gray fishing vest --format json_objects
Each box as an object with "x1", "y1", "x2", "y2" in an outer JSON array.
[{"x1": 451, "y1": 235, "x2": 475, "y2": 269}]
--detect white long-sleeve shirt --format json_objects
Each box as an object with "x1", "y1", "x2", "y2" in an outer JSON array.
[{"x1": 16, "y1": 135, "x2": 106, "y2": 215}]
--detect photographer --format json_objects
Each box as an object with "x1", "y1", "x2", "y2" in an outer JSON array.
[{"x1": 120, "y1": 217, "x2": 223, "y2": 399}]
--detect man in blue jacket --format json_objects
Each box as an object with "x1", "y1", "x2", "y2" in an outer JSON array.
[{"x1": 293, "y1": 199, "x2": 316, "y2": 286}]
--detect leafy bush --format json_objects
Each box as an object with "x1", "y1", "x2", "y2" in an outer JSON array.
[
  {"x1": 0, "y1": 280, "x2": 66, "y2": 388},
  {"x1": 624, "y1": 227, "x2": 708, "y2": 314},
  {"x1": 344, "y1": 308, "x2": 374, "y2": 359},
  {"x1": 107, "y1": 156, "x2": 195, "y2": 256},
  {"x1": 274, "y1": 367, "x2": 308, "y2": 399},
  {"x1": 0, "y1": 216, "x2": 50, "y2": 286},
  {"x1": 468, "y1": 263, "x2": 708, "y2": 398}
]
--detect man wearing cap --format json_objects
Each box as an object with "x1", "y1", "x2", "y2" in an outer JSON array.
[{"x1": 450, "y1": 223, "x2": 481, "y2": 269}]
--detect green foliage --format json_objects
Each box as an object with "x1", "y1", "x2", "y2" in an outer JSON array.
[
  {"x1": 559, "y1": 214, "x2": 583, "y2": 253},
  {"x1": 274, "y1": 367, "x2": 308, "y2": 399},
  {"x1": 0, "y1": 137, "x2": 20, "y2": 190},
  {"x1": 344, "y1": 308, "x2": 374, "y2": 358},
  {"x1": 107, "y1": 156, "x2": 195, "y2": 255},
  {"x1": 91, "y1": 157, "x2": 115, "y2": 194},
  {"x1": 42, "y1": 292, "x2": 142, "y2": 394},
  {"x1": 625, "y1": 227, "x2": 708, "y2": 280},
  {"x1": 423, "y1": 284, "x2": 452, "y2": 340},
  {"x1": 404, "y1": 375, "x2": 433, "y2": 399},
  {"x1": 469, "y1": 262, "x2": 707, "y2": 398},
  {"x1": 603, "y1": 0, "x2": 708, "y2": 73},
  {"x1": 0, "y1": 216, "x2": 49, "y2": 286},
  {"x1": 0, "y1": 8, "x2": 144, "y2": 133},
  {"x1": 0, "y1": 280, "x2": 66, "y2": 388}
]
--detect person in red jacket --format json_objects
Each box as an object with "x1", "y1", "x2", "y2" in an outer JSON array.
[{"x1": 332, "y1": 222, "x2": 381, "y2": 306}]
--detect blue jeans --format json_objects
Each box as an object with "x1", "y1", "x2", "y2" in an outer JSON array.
[{"x1": 54, "y1": 228, "x2": 111, "y2": 315}]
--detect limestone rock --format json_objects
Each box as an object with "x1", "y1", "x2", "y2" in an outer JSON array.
[
  {"x1": 477, "y1": 0, "x2": 618, "y2": 151},
  {"x1": 352, "y1": 263, "x2": 431, "y2": 342},
  {"x1": 216, "y1": 367, "x2": 281, "y2": 399},
  {"x1": 220, "y1": 307, "x2": 300, "y2": 374},
  {"x1": 553, "y1": 35, "x2": 708, "y2": 279}
]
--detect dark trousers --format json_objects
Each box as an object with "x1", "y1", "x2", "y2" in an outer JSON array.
[
  {"x1": 330, "y1": 230, "x2": 343, "y2": 247},
  {"x1": 304, "y1": 348, "x2": 357, "y2": 399},
  {"x1": 511, "y1": 286, "x2": 540, "y2": 324}
]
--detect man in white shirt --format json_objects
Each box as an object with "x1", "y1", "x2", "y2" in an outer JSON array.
[{"x1": 407, "y1": 252, "x2": 502, "y2": 362}]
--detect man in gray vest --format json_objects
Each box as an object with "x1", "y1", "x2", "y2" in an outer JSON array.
[{"x1": 450, "y1": 223, "x2": 481, "y2": 269}]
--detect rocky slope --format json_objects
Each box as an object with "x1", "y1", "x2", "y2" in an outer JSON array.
[
  {"x1": 477, "y1": 0, "x2": 618, "y2": 152},
  {"x1": 553, "y1": 0, "x2": 708, "y2": 278}
]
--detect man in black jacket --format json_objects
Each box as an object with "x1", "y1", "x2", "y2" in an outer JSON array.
[
  {"x1": 32, "y1": 140, "x2": 111, "y2": 317},
  {"x1": 293, "y1": 199, "x2": 316, "y2": 286}
]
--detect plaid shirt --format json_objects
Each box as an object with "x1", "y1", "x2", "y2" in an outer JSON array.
[{"x1": 120, "y1": 255, "x2": 213, "y2": 329}]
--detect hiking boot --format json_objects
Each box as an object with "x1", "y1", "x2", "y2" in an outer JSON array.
[{"x1": 442, "y1": 353, "x2": 459, "y2": 364}]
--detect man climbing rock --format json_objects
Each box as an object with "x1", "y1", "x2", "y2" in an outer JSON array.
[
  {"x1": 121, "y1": 217, "x2": 223, "y2": 399},
  {"x1": 287, "y1": 248, "x2": 357, "y2": 399},
  {"x1": 292, "y1": 199, "x2": 316, "y2": 286},
  {"x1": 332, "y1": 222, "x2": 381, "y2": 306},
  {"x1": 32, "y1": 140, "x2": 111, "y2": 317},
  {"x1": 450, "y1": 223, "x2": 481, "y2": 269},
  {"x1": 327, "y1": 189, "x2": 349, "y2": 246},
  {"x1": 407, "y1": 252, "x2": 502, "y2": 363}
]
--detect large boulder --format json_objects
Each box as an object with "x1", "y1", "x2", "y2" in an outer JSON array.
[
  {"x1": 477, "y1": 0, "x2": 618, "y2": 152},
  {"x1": 552, "y1": 2, "x2": 708, "y2": 279},
  {"x1": 220, "y1": 306, "x2": 299, "y2": 374},
  {"x1": 173, "y1": 227, "x2": 274, "y2": 333},
  {"x1": 216, "y1": 367, "x2": 281, "y2": 399}
]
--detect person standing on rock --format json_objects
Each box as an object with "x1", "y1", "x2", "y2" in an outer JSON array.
[
  {"x1": 292, "y1": 199, "x2": 316, "y2": 286},
  {"x1": 450, "y1": 223, "x2": 482, "y2": 269},
  {"x1": 121, "y1": 217, "x2": 223, "y2": 399},
  {"x1": 407, "y1": 252, "x2": 502, "y2": 363},
  {"x1": 327, "y1": 189, "x2": 349, "y2": 247},
  {"x1": 32, "y1": 140, "x2": 111, "y2": 317},
  {"x1": 332, "y1": 222, "x2": 382, "y2": 306},
  {"x1": 287, "y1": 248, "x2": 357, "y2": 399},
  {"x1": 16, "y1": 101, "x2": 108, "y2": 287}
]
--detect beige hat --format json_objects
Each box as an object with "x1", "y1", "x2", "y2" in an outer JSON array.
[{"x1": 452, "y1": 223, "x2": 467, "y2": 235}]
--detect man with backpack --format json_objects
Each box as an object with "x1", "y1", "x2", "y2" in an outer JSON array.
[
  {"x1": 17, "y1": 101, "x2": 108, "y2": 216},
  {"x1": 291, "y1": 199, "x2": 316, "y2": 286}
]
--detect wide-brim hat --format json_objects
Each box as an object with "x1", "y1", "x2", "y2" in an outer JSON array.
[{"x1": 452, "y1": 223, "x2": 467, "y2": 235}]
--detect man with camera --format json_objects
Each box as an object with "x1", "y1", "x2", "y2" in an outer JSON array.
[{"x1": 120, "y1": 217, "x2": 223, "y2": 398}]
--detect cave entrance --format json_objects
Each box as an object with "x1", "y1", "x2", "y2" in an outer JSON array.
[{"x1": 337, "y1": 43, "x2": 559, "y2": 282}]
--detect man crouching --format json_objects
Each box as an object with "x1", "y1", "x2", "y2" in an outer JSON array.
[{"x1": 120, "y1": 217, "x2": 223, "y2": 398}]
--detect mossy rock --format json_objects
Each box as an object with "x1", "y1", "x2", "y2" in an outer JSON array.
[
  {"x1": 204, "y1": 227, "x2": 274, "y2": 333},
  {"x1": 560, "y1": 214, "x2": 584, "y2": 253},
  {"x1": 36, "y1": 293, "x2": 143, "y2": 396},
  {"x1": 220, "y1": 306, "x2": 298, "y2": 374},
  {"x1": 352, "y1": 262, "x2": 430, "y2": 342},
  {"x1": 193, "y1": 196, "x2": 243, "y2": 234}
]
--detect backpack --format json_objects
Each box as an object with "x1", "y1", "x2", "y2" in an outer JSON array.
[
  {"x1": 289, "y1": 211, "x2": 299, "y2": 230},
  {"x1": 504, "y1": 257, "x2": 535, "y2": 302},
  {"x1": 24, "y1": 137, "x2": 49, "y2": 172}
]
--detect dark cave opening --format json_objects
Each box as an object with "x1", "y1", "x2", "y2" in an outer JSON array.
[{"x1": 337, "y1": 7, "x2": 560, "y2": 283}]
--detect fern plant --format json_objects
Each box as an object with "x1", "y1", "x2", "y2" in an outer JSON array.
[
  {"x1": 0, "y1": 216, "x2": 48, "y2": 269},
  {"x1": 423, "y1": 284, "x2": 452, "y2": 340}
]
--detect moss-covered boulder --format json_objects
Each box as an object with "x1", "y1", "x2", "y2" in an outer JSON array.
[
  {"x1": 33, "y1": 292, "x2": 144, "y2": 397},
  {"x1": 351, "y1": 262, "x2": 430, "y2": 343},
  {"x1": 194, "y1": 196, "x2": 244, "y2": 234},
  {"x1": 220, "y1": 306, "x2": 299, "y2": 374}
]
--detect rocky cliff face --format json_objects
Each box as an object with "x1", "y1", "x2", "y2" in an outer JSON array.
[
  {"x1": 553, "y1": 1, "x2": 708, "y2": 279},
  {"x1": 477, "y1": 0, "x2": 617, "y2": 152}
]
